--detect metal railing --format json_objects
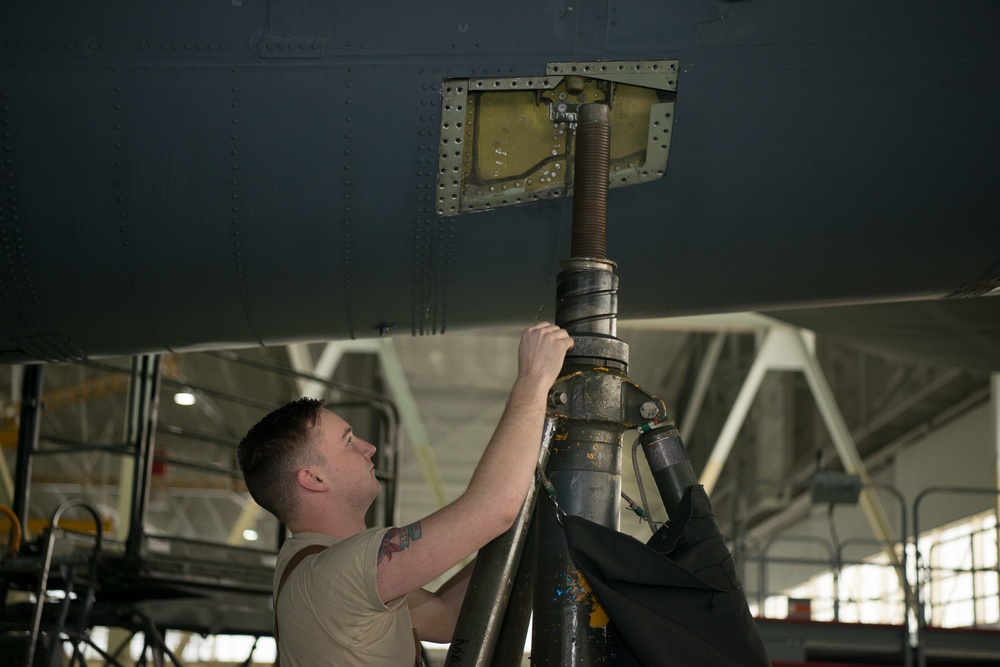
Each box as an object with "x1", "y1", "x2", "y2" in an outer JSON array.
[{"x1": 736, "y1": 480, "x2": 1000, "y2": 667}]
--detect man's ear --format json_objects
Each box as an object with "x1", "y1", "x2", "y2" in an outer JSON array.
[{"x1": 296, "y1": 466, "x2": 328, "y2": 492}]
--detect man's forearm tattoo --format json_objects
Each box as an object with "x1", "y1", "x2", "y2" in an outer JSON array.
[{"x1": 378, "y1": 522, "x2": 423, "y2": 564}]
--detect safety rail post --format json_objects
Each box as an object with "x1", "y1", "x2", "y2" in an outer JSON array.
[
  {"x1": 843, "y1": 483, "x2": 912, "y2": 667},
  {"x1": 24, "y1": 498, "x2": 104, "y2": 667},
  {"x1": 0, "y1": 504, "x2": 24, "y2": 626},
  {"x1": 834, "y1": 537, "x2": 910, "y2": 621},
  {"x1": 912, "y1": 485, "x2": 1000, "y2": 667},
  {"x1": 835, "y1": 535, "x2": 913, "y2": 667},
  {"x1": 758, "y1": 534, "x2": 835, "y2": 618}
]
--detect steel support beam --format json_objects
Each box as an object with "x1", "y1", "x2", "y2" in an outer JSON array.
[
  {"x1": 700, "y1": 334, "x2": 771, "y2": 497},
  {"x1": 116, "y1": 457, "x2": 133, "y2": 542},
  {"x1": 797, "y1": 335, "x2": 900, "y2": 563},
  {"x1": 125, "y1": 355, "x2": 161, "y2": 557},
  {"x1": 680, "y1": 332, "x2": 726, "y2": 443},
  {"x1": 227, "y1": 497, "x2": 262, "y2": 545},
  {"x1": 0, "y1": 432, "x2": 14, "y2": 509},
  {"x1": 700, "y1": 327, "x2": 902, "y2": 574},
  {"x1": 993, "y1": 373, "x2": 1000, "y2": 520},
  {"x1": 287, "y1": 340, "x2": 372, "y2": 399},
  {"x1": 376, "y1": 339, "x2": 449, "y2": 509},
  {"x1": 12, "y1": 364, "x2": 43, "y2": 536},
  {"x1": 0, "y1": 366, "x2": 23, "y2": 508}
]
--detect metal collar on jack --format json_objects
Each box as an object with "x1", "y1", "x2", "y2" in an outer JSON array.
[{"x1": 564, "y1": 334, "x2": 629, "y2": 368}]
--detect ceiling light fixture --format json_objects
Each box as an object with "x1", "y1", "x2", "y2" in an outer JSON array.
[{"x1": 173, "y1": 391, "x2": 197, "y2": 406}]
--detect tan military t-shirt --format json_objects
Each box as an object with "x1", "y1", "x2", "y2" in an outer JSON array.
[{"x1": 274, "y1": 528, "x2": 415, "y2": 666}]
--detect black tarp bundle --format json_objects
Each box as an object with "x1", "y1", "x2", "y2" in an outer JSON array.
[{"x1": 562, "y1": 485, "x2": 771, "y2": 666}]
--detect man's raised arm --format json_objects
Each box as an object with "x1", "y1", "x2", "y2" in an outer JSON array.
[{"x1": 375, "y1": 323, "x2": 572, "y2": 605}]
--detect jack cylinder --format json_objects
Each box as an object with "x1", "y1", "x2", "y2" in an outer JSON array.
[
  {"x1": 556, "y1": 258, "x2": 619, "y2": 338},
  {"x1": 638, "y1": 426, "x2": 698, "y2": 518},
  {"x1": 533, "y1": 419, "x2": 622, "y2": 666},
  {"x1": 533, "y1": 101, "x2": 624, "y2": 666}
]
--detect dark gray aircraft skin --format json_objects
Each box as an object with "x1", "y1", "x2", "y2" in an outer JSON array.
[{"x1": 1, "y1": 0, "x2": 998, "y2": 366}]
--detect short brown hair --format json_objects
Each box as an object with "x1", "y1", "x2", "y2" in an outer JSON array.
[{"x1": 237, "y1": 398, "x2": 326, "y2": 524}]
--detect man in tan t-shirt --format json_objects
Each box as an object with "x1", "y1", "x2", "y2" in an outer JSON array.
[{"x1": 238, "y1": 323, "x2": 572, "y2": 665}]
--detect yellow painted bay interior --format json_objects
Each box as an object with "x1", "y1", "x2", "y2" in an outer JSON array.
[{"x1": 436, "y1": 59, "x2": 678, "y2": 216}]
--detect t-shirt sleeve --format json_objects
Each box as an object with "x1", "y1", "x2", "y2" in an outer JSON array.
[{"x1": 292, "y1": 528, "x2": 406, "y2": 647}]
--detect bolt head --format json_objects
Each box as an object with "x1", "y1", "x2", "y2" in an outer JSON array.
[
  {"x1": 548, "y1": 390, "x2": 568, "y2": 407},
  {"x1": 639, "y1": 401, "x2": 659, "y2": 419}
]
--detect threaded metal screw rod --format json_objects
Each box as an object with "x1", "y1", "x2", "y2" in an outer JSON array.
[{"x1": 570, "y1": 103, "x2": 611, "y2": 260}]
